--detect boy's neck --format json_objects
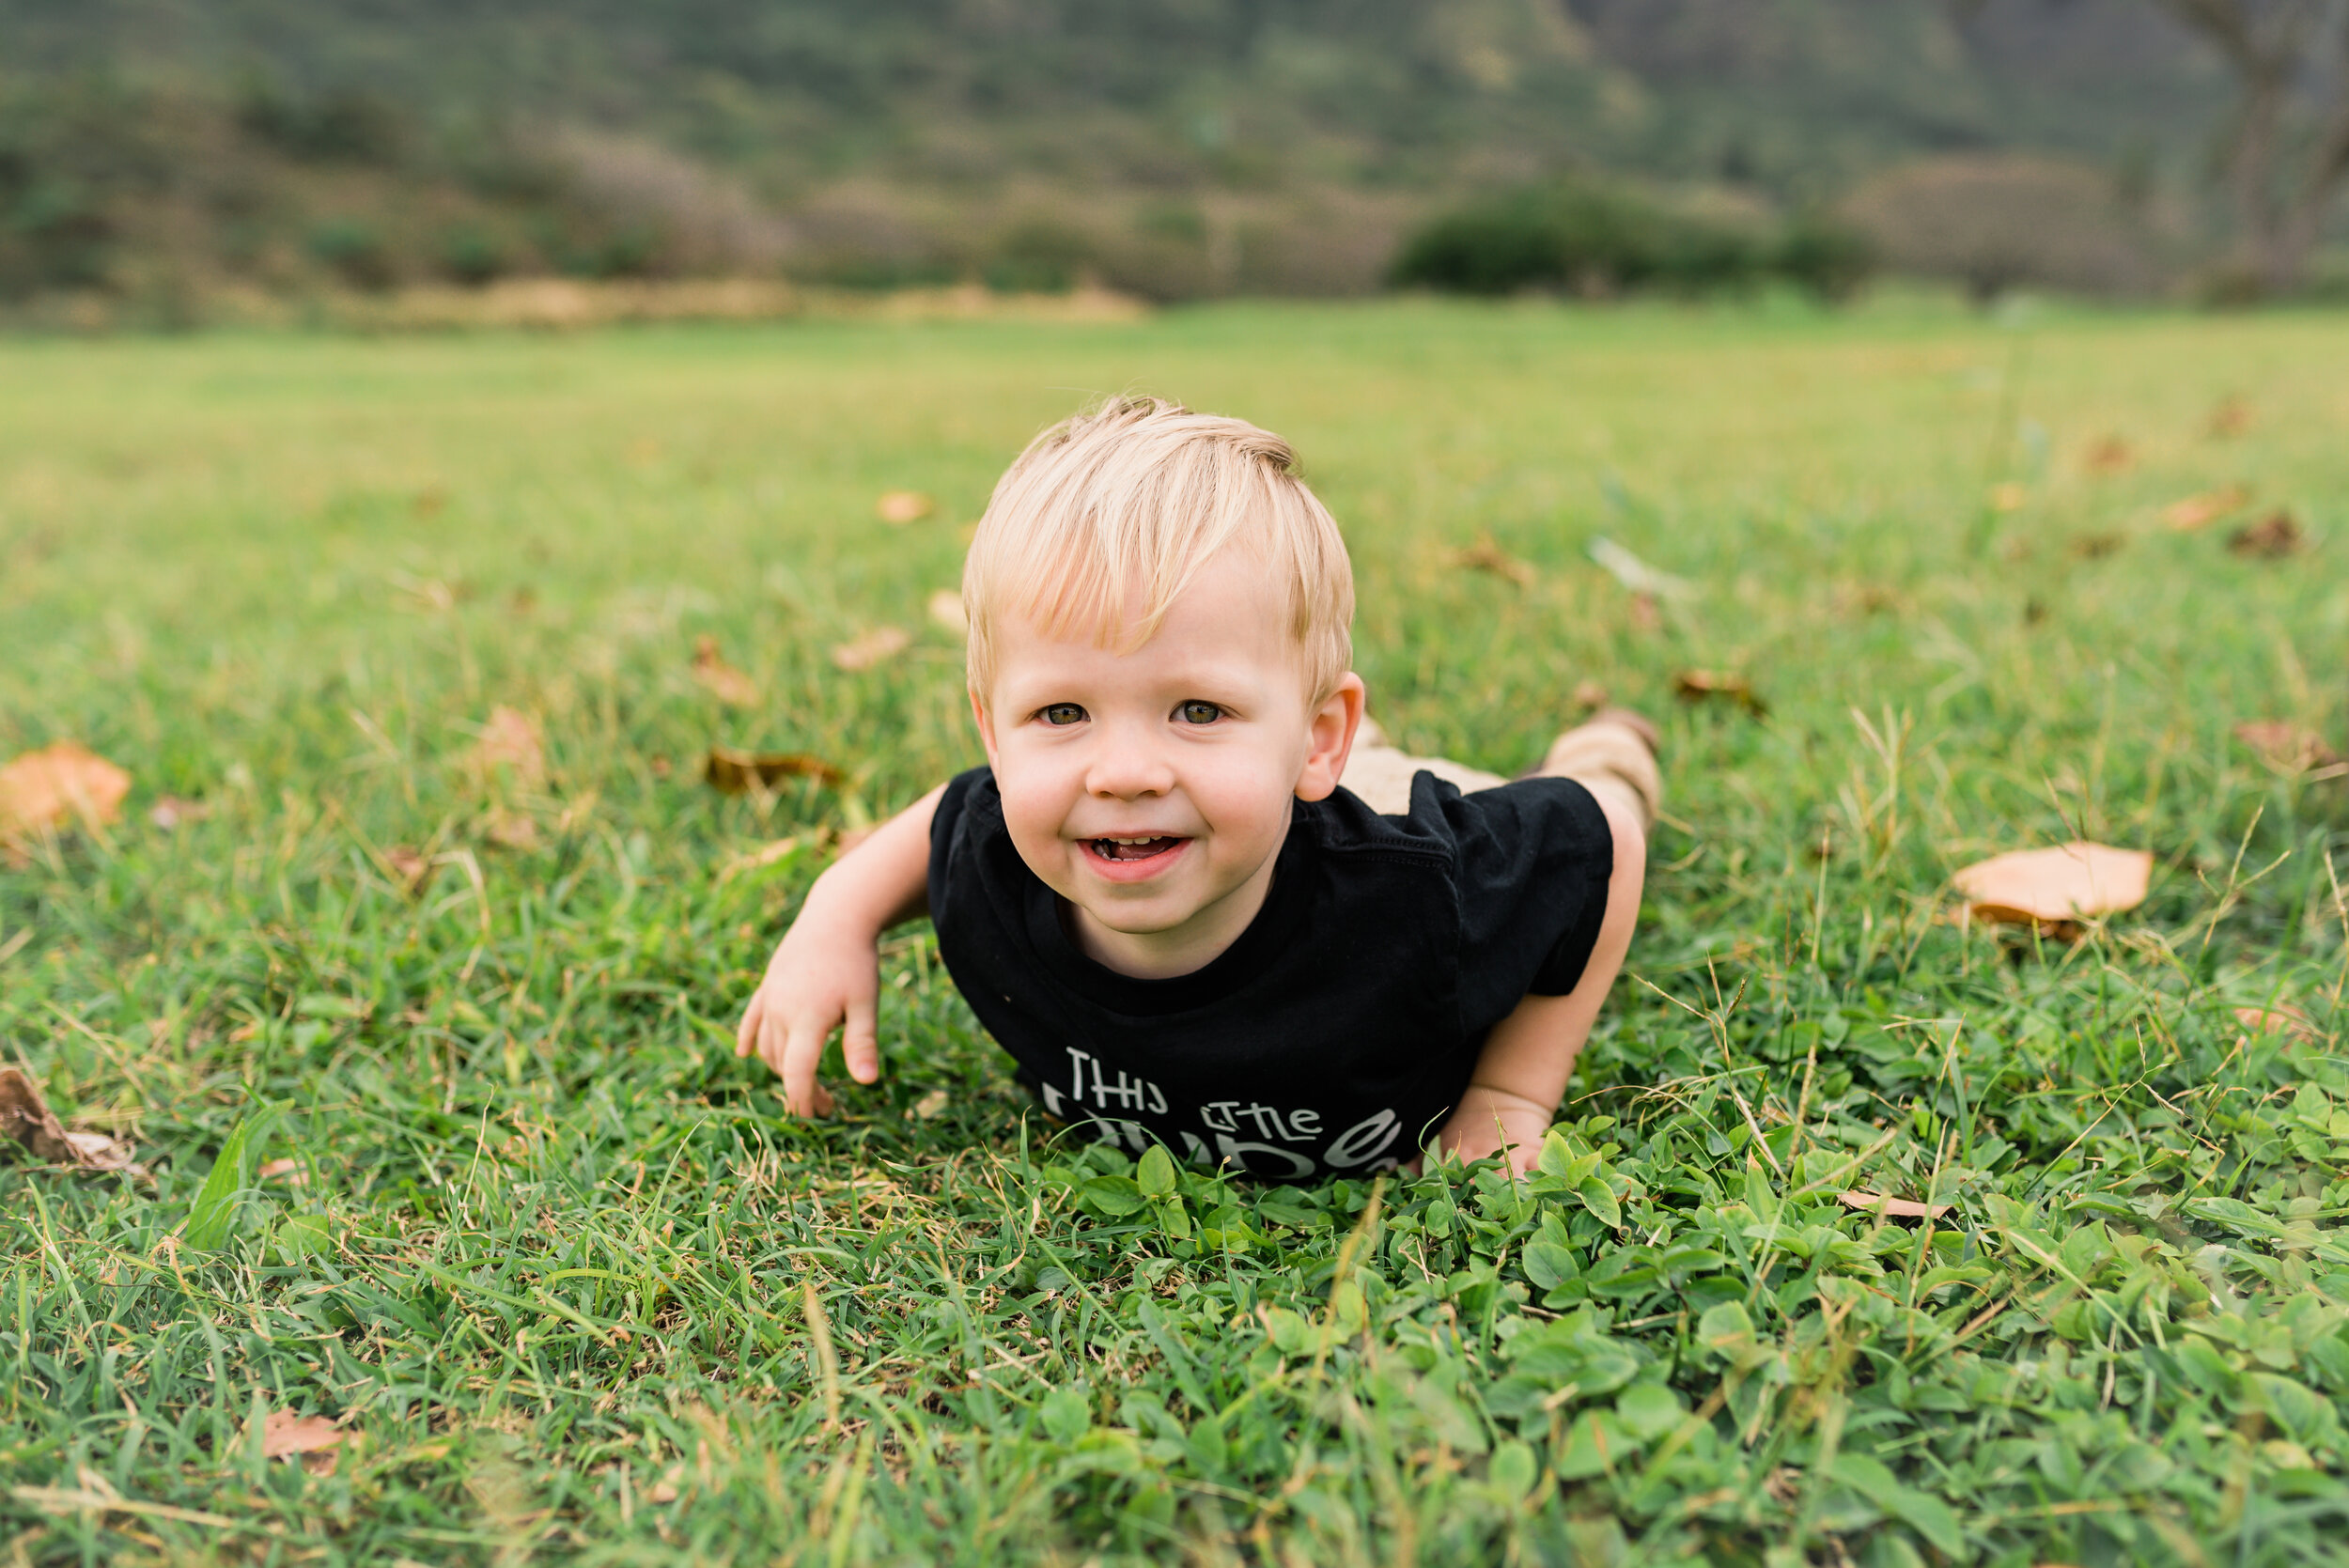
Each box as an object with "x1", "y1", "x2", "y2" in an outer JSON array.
[{"x1": 1066, "y1": 850, "x2": 1281, "y2": 980}]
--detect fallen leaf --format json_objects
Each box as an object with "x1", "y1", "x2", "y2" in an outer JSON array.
[
  {"x1": 832, "y1": 627, "x2": 910, "y2": 672},
  {"x1": 260, "y1": 1409, "x2": 347, "y2": 1460},
  {"x1": 0, "y1": 741, "x2": 132, "y2": 848},
  {"x1": 1673, "y1": 670, "x2": 1767, "y2": 716},
  {"x1": 1454, "y1": 533, "x2": 1536, "y2": 588},
  {"x1": 2160, "y1": 483, "x2": 2251, "y2": 532},
  {"x1": 1571, "y1": 679, "x2": 1610, "y2": 713},
  {"x1": 148, "y1": 796, "x2": 209, "y2": 830},
  {"x1": 2082, "y1": 436, "x2": 2133, "y2": 474},
  {"x1": 484, "y1": 811, "x2": 539, "y2": 851},
  {"x1": 692, "y1": 636, "x2": 761, "y2": 706},
  {"x1": 470, "y1": 706, "x2": 546, "y2": 788},
  {"x1": 2066, "y1": 532, "x2": 2124, "y2": 561},
  {"x1": 2207, "y1": 396, "x2": 2251, "y2": 438},
  {"x1": 716, "y1": 836, "x2": 801, "y2": 883},
  {"x1": 705, "y1": 747, "x2": 846, "y2": 793},
  {"x1": 1989, "y1": 481, "x2": 2027, "y2": 513},
  {"x1": 1833, "y1": 582, "x2": 1902, "y2": 617},
  {"x1": 2233, "y1": 1005, "x2": 2321, "y2": 1044},
  {"x1": 876, "y1": 489, "x2": 935, "y2": 524},
  {"x1": 384, "y1": 846, "x2": 433, "y2": 893},
  {"x1": 926, "y1": 589, "x2": 968, "y2": 635},
  {"x1": 2228, "y1": 510, "x2": 2303, "y2": 559},
  {"x1": 1587, "y1": 536, "x2": 1694, "y2": 603},
  {"x1": 0, "y1": 1066, "x2": 140, "y2": 1172},
  {"x1": 257, "y1": 1157, "x2": 308, "y2": 1185},
  {"x1": 648, "y1": 1465, "x2": 684, "y2": 1503},
  {"x1": 1837, "y1": 1191, "x2": 1950, "y2": 1221},
  {"x1": 912, "y1": 1089, "x2": 951, "y2": 1120},
  {"x1": 2233, "y1": 721, "x2": 2342, "y2": 775},
  {"x1": 1951, "y1": 842, "x2": 2152, "y2": 934}
]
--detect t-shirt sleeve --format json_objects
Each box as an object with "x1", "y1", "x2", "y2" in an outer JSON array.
[
  {"x1": 926, "y1": 765, "x2": 993, "y2": 915},
  {"x1": 1425, "y1": 773, "x2": 1615, "y2": 1025}
]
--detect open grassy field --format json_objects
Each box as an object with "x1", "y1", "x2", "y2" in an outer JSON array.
[{"x1": 3, "y1": 299, "x2": 2347, "y2": 1566}]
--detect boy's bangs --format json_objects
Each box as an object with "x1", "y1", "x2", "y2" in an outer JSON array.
[{"x1": 964, "y1": 397, "x2": 1353, "y2": 703}]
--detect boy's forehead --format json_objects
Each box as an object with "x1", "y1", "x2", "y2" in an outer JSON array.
[{"x1": 985, "y1": 570, "x2": 1309, "y2": 693}]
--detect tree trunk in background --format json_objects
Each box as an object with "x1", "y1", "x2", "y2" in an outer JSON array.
[{"x1": 2155, "y1": 0, "x2": 2349, "y2": 291}]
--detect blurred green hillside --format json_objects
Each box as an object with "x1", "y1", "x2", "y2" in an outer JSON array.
[{"x1": 1, "y1": 0, "x2": 2231, "y2": 308}]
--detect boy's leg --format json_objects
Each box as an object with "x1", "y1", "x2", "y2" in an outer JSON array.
[
  {"x1": 1341, "y1": 709, "x2": 1661, "y2": 827},
  {"x1": 1526, "y1": 707, "x2": 1661, "y2": 830},
  {"x1": 1339, "y1": 716, "x2": 1507, "y2": 815}
]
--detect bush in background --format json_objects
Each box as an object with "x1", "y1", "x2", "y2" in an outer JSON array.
[
  {"x1": 1387, "y1": 181, "x2": 1870, "y2": 302},
  {"x1": 1839, "y1": 154, "x2": 2173, "y2": 303}
]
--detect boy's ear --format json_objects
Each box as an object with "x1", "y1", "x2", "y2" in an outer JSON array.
[
  {"x1": 1295, "y1": 673, "x2": 1366, "y2": 803},
  {"x1": 968, "y1": 684, "x2": 1000, "y2": 763}
]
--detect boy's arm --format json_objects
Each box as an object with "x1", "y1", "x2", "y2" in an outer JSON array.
[
  {"x1": 735, "y1": 783, "x2": 945, "y2": 1116},
  {"x1": 1437, "y1": 786, "x2": 1646, "y2": 1174}
]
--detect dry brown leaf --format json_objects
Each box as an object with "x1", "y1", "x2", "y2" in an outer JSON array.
[
  {"x1": 471, "y1": 706, "x2": 546, "y2": 787},
  {"x1": 2160, "y1": 483, "x2": 2251, "y2": 532},
  {"x1": 911, "y1": 1089, "x2": 951, "y2": 1120},
  {"x1": 0, "y1": 741, "x2": 132, "y2": 844},
  {"x1": 832, "y1": 627, "x2": 911, "y2": 672},
  {"x1": 260, "y1": 1409, "x2": 347, "y2": 1460},
  {"x1": 926, "y1": 589, "x2": 968, "y2": 635},
  {"x1": 1571, "y1": 679, "x2": 1611, "y2": 714},
  {"x1": 1837, "y1": 1191, "x2": 1951, "y2": 1221},
  {"x1": 876, "y1": 489, "x2": 936, "y2": 525},
  {"x1": 691, "y1": 636, "x2": 761, "y2": 706},
  {"x1": 148, "y1": 796, "x2": 210, "y2": 830},
  {"x1": 2228, "y1": 510, "x2": 2303, "y2": 559},
  {"x1": 2207, "y1": 396, "x2": 2252, "y2": 438},
  {"x1": 2233, "y1": 721, "x2": 2343, "y2": 775},
  {"x1": 2234, "y1": 1005, "x2": 2322, "y2": 1044},
  {"x1": 1453, "y1": 533, "x2": 1536, "y2": 588},
  {"x1": 1673, "y1": 670, "x2": 1767, "y2": 716},
  {"x1": 648, "y1": 1465, "x2": 684, "y2": 1503},
  {"x1": 384, "y1": 846, "x2": 433, "y2": 894},
  {"x1": 2082, "y1": 436, "x2": 2134, "y2": 474},
  {"x1": 705, "y1": 747, "x2": 846, "y2": 794},
  {"x1": 716, "y1": 836, "x2": 802, "y2": 883},
  {"x1": 484, "y1": 811, "x2": 540, "y2": 851},
  {"x1": 257, "y1": 1157, "x2": 308, "y2": 1185},
  {"x1": 1952, "y1": 841, "x2": 2152, "y2": 933},
  {"x1": 0, "y1": 1066, "x2": 140, "y2": 1172},
  {"x1": 2067, "y1": 532, "x2": 2124, "y2": 561}
]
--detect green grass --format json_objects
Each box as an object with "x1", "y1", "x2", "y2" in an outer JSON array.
[{"x1": 3, "y1": 297, "x2": 2346, "y2": 1566}]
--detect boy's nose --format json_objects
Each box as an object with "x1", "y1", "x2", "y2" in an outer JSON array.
[{"x1": 1083, "y1": 731, "x2": 1177, "y2": 800}]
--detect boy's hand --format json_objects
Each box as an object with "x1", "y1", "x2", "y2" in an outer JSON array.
[
  {"x1": 1433, "y1": 1084, "x2": 1554, "y2": 1176},
  {"x1": 733, "y1": 784, "x2": 944, "y2": 1117},
  {"x1": 735, "y1": 915, "x2": 883, "y2": 1116}
]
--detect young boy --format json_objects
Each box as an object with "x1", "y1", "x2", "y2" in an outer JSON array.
[{"x1": 737, "y1": 397, "x2": 1657, "y2": 1177}]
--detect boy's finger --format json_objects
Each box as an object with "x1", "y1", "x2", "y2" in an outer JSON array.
[
  {"x1": 736, "y1": 991, "x2": 763, "y2": 1058},
  {"x1": 842, "y1": 998, "x2": 879, "y2": 1084},
  {"x1": 782, "y1": 1016, "x2": 837, "y2": 1116}
]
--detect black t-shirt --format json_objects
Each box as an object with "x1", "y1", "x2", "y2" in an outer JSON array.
[{"x1": 926, "y1": 767, "x2": 1613, "y2": 1180}]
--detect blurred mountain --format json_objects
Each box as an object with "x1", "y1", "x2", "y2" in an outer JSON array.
[{"x1": 0, "y1": 0, "x2": 2228, "y2": 304}]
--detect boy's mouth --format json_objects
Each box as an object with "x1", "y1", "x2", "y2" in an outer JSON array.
[{"x1": 1085, "y1": 834, "x2": 1188, "y2": 863}]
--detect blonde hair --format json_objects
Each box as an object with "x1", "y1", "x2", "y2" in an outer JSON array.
[{"x1": 963, "y1": 396, "x2": 1355, "y2": 705}]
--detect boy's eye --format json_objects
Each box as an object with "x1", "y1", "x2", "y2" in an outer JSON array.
[
  {"x1": 1042, "y1": 703, "x2": 1087, "y2": 726},
  {"x1": 1177, "y1": 701, "x2": 1224, "y2": 725}
]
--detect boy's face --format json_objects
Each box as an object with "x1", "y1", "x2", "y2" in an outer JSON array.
[{"x1": 973, "y1": 548, "x2": 1361, "y2": 976}]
